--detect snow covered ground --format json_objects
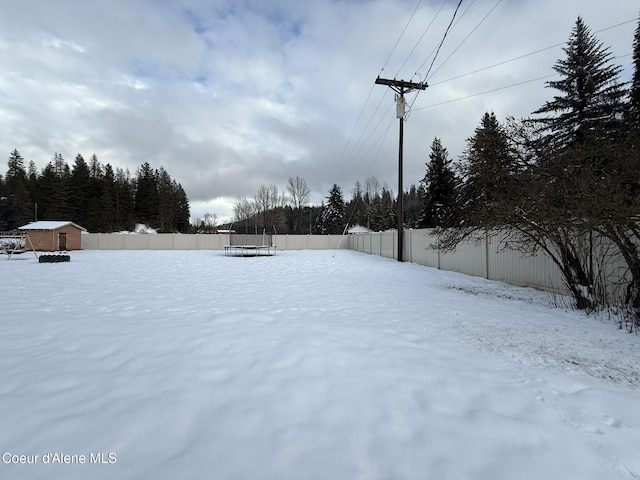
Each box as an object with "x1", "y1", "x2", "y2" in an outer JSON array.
[{"x1": 1, "y1": 249, "x2": 639, "y2": 480}]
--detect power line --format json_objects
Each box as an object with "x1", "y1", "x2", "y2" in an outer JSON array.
[
  {"x1": 344, "y1": 98, "x2": 394, "y2": 168},
  {"x1": 426, "y1": 0, "x2": 504, "y2": 81},
  {"x1": 412, "y1": 74, "x2": 558, "y2": 111},
  {"x1": 334, "y1": 0, "x2": 424, "y2": 190},
  {"x1": 422, "y1": 0, "x2": 464, "y2": 80},
  {"x1": 380, "y1": 0, "x2": 424, "y2": 75},
  {"x1": 332, "y1": 82, "x2": 381, "y2": 176},
  {"x1": 412, "y1": 0, "x2": 476, "y2": 78},
  {"x1": 394, "y1": 0, "x2": 448, "y2": 78},
  {"x1": 429, "y1": 43, "x2": 565, "y2": 87},
  {"x1": 429, "y1": 17, "x2": 638, "y2": 87}
]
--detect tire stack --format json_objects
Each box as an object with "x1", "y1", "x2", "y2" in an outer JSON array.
[{"x1": 39, "y1": 254, "x2": 71, "y2": 263}]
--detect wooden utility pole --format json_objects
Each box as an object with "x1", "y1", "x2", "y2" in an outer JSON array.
[{"x1": 374, "y1": 76, "x2": 427, "y2": 261}]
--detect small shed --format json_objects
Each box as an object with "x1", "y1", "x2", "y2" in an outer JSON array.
[{"x1": 19, "y1": 221, "x2": 86, "y2": 252}]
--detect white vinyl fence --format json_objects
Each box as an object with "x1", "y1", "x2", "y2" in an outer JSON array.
[
  {"x1": 81, "y1": 233, "x2": 349, "y2": 252},
  {"x1": 349, "y1": 229, "x2": 570, "y2": 294},
  {"x1": 349, "y1": 229, "x2": 635, "y2": 297}
]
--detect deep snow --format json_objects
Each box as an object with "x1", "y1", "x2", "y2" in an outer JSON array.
[{"x1": 1, "y1": 250, "x2": 639, "y2": 479}]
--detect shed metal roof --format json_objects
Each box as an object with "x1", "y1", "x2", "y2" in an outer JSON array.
[{"x1": 19, "y1": 221, "x2": 87, "y2": 231}]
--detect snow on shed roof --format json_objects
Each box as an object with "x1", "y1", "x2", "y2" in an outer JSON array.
[{"x1": 19, "y1": 221, "x2": 87, "y2": 231}]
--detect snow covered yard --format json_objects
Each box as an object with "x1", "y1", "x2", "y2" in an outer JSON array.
[{"x1": 1, "y1": 249, "x2": 639, "y2": 480}]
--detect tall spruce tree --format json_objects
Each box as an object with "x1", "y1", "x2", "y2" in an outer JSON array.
[
  {"x1": 173, "y1": 181, "x2": 191, "y2": 233},
  {"x1": 378, "y1": 187, "x2": 395, "y2": 231},
  {"x1": 97, "y1": 164, "x2": 117, "y2": 232},
  {"x1": 115, "y1": 168, "x2": 135, "y2": 231},
  {"x1": 347, "y1": 181, "x2": 367, "y2": 228},
  {"x1": 457, "y1": 112, "x2": 514, "y2": 224},
  {"x1": 4, "y1": 149, "x2": 31, "y2": 228},
  {"x1": 86, "y1": 154, "x2": 104, "y2": 232},
  {"x1": 321, "y1": 184, "x2": 346, "y2": 234},
  {"x1": 532, "y1": 17, "x2": 626, "y2": 147},
  {"x1": 134, "y1": 162, "x2": 158, "y2": 226},
  {"x1": 630, "y1": 15, "x2": 640, "y2": 125},
  {"x1": 156, "y1": 167, "x2": 175, "y2": 232},
  {"x1": 403, "y1": 184, "x2": 424, "y2": 229},
  {"x1": 69, "y1": 154, "x2": 92, "y2": 228},
  {"x1": 420, "y1": 137, "x2": 457, "y2": 228}
]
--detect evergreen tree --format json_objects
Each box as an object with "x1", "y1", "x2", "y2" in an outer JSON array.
[
  {"x1": 630, "y1": 15, "x2": 640, "y2": 125},
  {"x1": 532, "y1": 16, "x2": 626, "y2": 147},
  {"x1": 404, "y1": 184, "x2": 425, "y2": 229},
  {"x1": 69, "y1": 154, "x2": 93, "y2": 228},
  {"x1": 115, "y1": 168, "x2": 135, "y2": 231},
  {"x1": 6, "y1": 149, "x2": 27, "y2": 186},
  {"x1": 26, "y1": 161, "x2": 40, "y2": 221},
  {"x1": 86, "y1": 155, "x2": 104, "y2": 232},
  {"x1": 134, "y1": 162, "x2": 158, "y2": 226},
  {"x1": 156, "y1": 167, "x2": 175, "y2": 232},
  {"x1": 347, "y1": 181, "x2": 367, "y2": 228},
  {"x1": 173, "y1": 181, "x2": 191, "y2": 233},
  {"x1": 420, "y1": 137, "x2": 457, "y2": 227},
  {"x1": 4, "y1": 149, "x2": 31, "y2": 228},
  {"x1": 0, "y1": 173, "x2": 5, "y2": 230},
  {"x1": 97, "y1": 164, "x2": 117, "y2": 232},
  {"x1": 37, "y1": 160, "x2": 70, "y2": 221},
  {"x1": 321, "y1": 184, "x2": 346, "y2": 234},
  {"x1": 378, "y1": 187, "x2": 395, "y2": 231},
  {"x1": 89, "y1": 154, "x2": 103, "y2": 179},
  {"x1": 457, "y1": 112, "x2": 514, "y2": 223}
]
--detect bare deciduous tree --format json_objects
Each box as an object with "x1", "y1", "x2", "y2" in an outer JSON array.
[{"x1": 287, "y1": 176, "x2": 310, "y2": 209}]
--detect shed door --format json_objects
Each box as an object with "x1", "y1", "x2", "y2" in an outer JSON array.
[{"x1": 58, "y1": 233, "x2": 67, "y2": 251}]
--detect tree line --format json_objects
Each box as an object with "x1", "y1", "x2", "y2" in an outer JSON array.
[
  {"x1": 0, "y1": 151, "x2": 190, "y2": 233},
  {"x1": 225, "y1": 175, "x2": 424, "y2": 235}
]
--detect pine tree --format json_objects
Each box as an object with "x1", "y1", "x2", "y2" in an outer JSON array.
[
  {"x1": 37, "y1": 159, "x2": 70, "y2": 221},
  {"x1": 114, "y1": 168, "x2": 134, "y2": 231},
  {"x1": 321, "y1": 184, "x2": 346, "y2": 234},
  {"x1": 532, "y1": 16, "x2": 626, "y2": 147},
  {"x1": 6, "y1": 149, "x2": 26, "y2": 186},
  {"x1": 97, "y1": 164, "x2": 117, "y2": 232},
  {"x1": 347, "y1": 181, "x2": 367, "y2": 228},
  {"x1": 4, "y1": 149, "x2": 30, "y2": 228},
  {"x1": 69, "y1": 154, "x2": 92, "y2": 227},
  {"x1": 420, "y1": 137, "x2": 457, "y2": 227},
  {"x1": 458, "y1": 112, "x2": 514, "y2": 223},
  {"x1": 173, "y1": 181, "x2": 191, "y2": 233},
  {"x1": 629, "y1": 15, "x2": 640, "y2": 125},
  {"x1": 156, "y1": 167, "x2": 175, "y2": 232},
  {"x1": 378, "y1": 187, "x2": 395, "y2": 231},
  {"x1": 134, "y1": 162, "x2": 158, "y2": 226},
  {"x1": 404, "y1": 184, "x2": 425, "y2": 229},
  {"x1": 86, "y1": 155, "x2": 104, "y2": 232}
]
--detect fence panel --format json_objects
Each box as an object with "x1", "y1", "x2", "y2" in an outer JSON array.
[
  {"x1": 406, "y1": 230, "x2": 439, "y2": 268},
  {"x1": 82, "y1": 233, "x2": 350, "y2": 251},
  {"x1": 487, "y1": 234, "x2": 564, "y2": 292}
]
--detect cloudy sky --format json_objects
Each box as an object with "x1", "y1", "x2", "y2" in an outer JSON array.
[{"x1": 0, "y1": 0, "x2": 637, "y2": 223}]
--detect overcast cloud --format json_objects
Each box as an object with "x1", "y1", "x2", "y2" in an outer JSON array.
[{"x1": 0, "y1": 0, "x2": 637, "y2": 223}]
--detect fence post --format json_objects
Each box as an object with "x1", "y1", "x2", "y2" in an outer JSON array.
[{"x1": 485, "y1": 230, "x2": 490, "y2": 280}]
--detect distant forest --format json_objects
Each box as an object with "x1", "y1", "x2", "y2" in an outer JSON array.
[{"x1": 0, "y1": 151, "x2": 190, "y2": 233}]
